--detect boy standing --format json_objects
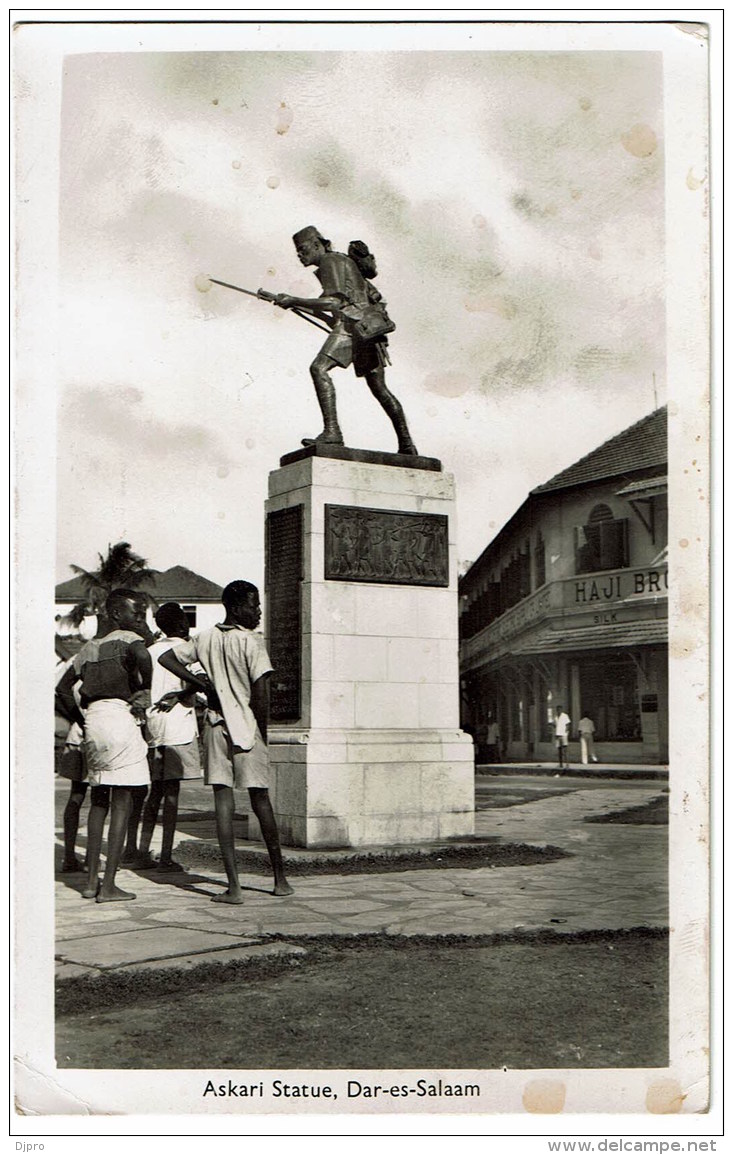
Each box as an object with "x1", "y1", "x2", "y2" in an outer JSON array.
[
  {"x1": 59, "y1": 589, "x2": 152, "y2": 901},
  {"x1": 55, "y1": 664, "x2": 89, "y2": 873},
  {"x1": 56, "y1": 722, "x2": 89, "y2": 872},
  {"x1": 158, "y1": 580, "x2": 292, "y2": 902},
  {"x1": 133, "y1": 602, "x2": 203, "y2": 870}
]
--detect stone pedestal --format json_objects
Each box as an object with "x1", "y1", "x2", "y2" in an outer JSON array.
[{"x1": 257, "y1": 446, "x2": 475, "y2": 848}]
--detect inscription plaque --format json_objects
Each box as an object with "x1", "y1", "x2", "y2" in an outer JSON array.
[
  {"x1": 266, "y1": 504, "x2": 303, "y2": 721},
  {"x1": 325, "y1": 504, "x2": 449, "y2": 587}
]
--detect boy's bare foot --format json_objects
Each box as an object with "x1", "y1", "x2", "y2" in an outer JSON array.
[
  {"x1": 211, "y1": 890, "x2": 244, "y2": 904},
  {"x1": 130, "y1": 850, "x2": 157, "y2": 869},
  {"x1": 273, "y1": 881, "x2": 294, "y2": 896},
  {"x1": 81, "y1": 882, "x2": 100, "y2": 899},
  {"x1": 157, "y1": 859, "x2": 186, "y2": 873},
  {"x1": 61, "y1": 857, "x2": 84, "y2": 873},
  {"x1": 96, "y1": 886, "x2": 137, "y2": 903}
]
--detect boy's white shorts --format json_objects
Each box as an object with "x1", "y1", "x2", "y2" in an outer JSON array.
[
  {"x1": 84, "y1": 699, "x2": 150, "y2": 787},
  {"x1": 148, "y1": 740, "x2": 202, "y2": 781}
]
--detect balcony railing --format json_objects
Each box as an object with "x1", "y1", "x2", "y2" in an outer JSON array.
[{"x1": 460, "y1": 562, "x2": 668, "y2": 662}]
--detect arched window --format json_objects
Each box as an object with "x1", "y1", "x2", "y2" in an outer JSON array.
[
  {"x1": 588, "y1": 503, "x2": 613, "y2": 524},
  {"x1": 575, "y1": 503, "x2": 629, "y2": 574}
]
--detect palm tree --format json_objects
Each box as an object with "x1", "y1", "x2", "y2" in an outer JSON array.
[{"x1": 69, "y1": 542, "x2": 158, "y2": 613}]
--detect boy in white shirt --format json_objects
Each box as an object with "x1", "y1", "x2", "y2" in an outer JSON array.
[
  {"x1": 158, "y1": 581, "x2": 292, "y2": 902},
  {"x1": 134, "y1": 602, "x2": 203, "y2": 871}
]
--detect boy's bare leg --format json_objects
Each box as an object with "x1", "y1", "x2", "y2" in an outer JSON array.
[
  {"x1": 211, "y1": 784, "x2": 243, "y2": 903},
  {"x1": 249, "y1": 787, "x2": 293, "y2": 896},
  {"x1": 82, "y1": 786, "x2": 109, "y2": 897},
  {"x1": 138, "y1": 780, "x2": 165, "y2": 859},
  {"x1": 62, "y1": 782, "x2": 88, "y2": 871},
  {"x1": 97, "y1": 787, "x2": 137, "y2": 902},
  {"x1": 159, "y1": 780, "x2": 181, "y2": 865},
  {"x1": 122, "y1": 784, "x2": 148, "y2": 862}
]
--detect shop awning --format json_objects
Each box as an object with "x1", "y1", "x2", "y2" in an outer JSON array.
[
  {"x1": 616, "y1": 475, "x2": 667, "y2": 499},
  {"x1": 510, "y1": 618, "x2": 668, "y2": 656}
]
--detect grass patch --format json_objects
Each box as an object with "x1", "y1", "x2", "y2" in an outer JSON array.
[
  {"x1": 174, "y1": 839, "x2": 571, "y2": 876},
  {"x1": 56, "y1": 928, "x2": 668, "y2": 1070},
  {"x1": 584, "y1": 795, "x2": 668, "y2": 826},
  {"x1": 476, "y1": 787, "x2": 575, "y2": 810}
]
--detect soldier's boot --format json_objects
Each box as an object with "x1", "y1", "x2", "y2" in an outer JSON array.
[
  {"x1": 368, "y1": 369, "x2": 418, "y2": 455},
  {"x1": 385, "y1": 401, "x2": 418, "y2": 455},
  {"x1": 394, "y1": 420, "x2": 418, "y2": 456},
  {"x1": 302, "y1": 366, "x2": 344, "y2": 447},
  {"x1": 301, "y1": 430, "x2": 344, "y2": 447}
]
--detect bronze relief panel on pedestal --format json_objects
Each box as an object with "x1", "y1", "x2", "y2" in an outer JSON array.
[{"x1": 324, "y1": 504, "x2": 449, "y2": 587}]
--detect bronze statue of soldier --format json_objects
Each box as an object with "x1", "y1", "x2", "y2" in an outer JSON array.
[{"x1": 274, "y1": 227, "x2": 418, "y2": 455}]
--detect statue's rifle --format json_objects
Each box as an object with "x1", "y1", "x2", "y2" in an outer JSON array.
[{"x1": 208, "y1": 277, "x2": 332, "y2": 334}]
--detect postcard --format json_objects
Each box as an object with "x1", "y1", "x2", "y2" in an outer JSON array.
[{"x1": 12, "y1": 13, "x2": 716, "y2": 1147}]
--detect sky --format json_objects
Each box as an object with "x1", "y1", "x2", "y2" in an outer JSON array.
[{"x1": 56, "y1": 48, "x2": 665, "y2": 588}]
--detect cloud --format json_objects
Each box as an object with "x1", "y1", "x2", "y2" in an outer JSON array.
[
  {"x1": 512, "y1": 191, "x2": 558, "y2": 220},
  {"x1": 56, "y1": 48, "x2": 667, "y2": 578},
  {"x1": 60, "y1": 383, "x2": 236, "y2": 467}
]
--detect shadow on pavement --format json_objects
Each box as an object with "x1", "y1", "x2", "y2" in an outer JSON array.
[{"x1": 54, "y1": 850, "x2": 232, "y2": 901}]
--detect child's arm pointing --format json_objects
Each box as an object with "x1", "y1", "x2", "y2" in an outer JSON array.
[{"x1": 158, "y1": 648, "x2": 222, "y2": 713}]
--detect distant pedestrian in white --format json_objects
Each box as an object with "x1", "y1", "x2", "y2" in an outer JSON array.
[
  {"x1": 553, "y1": 706, "x2": 571, "y2": 771},
  {"x1": 578, "y1": 715, "x2": 599, "y2": 765},
  {"x1": 486, "y1": 718, "x2": 500, "y2": 763}
]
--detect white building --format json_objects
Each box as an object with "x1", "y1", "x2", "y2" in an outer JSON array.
[{"x1": 459, "y1": 407, "x2": 668, "y2": 765}]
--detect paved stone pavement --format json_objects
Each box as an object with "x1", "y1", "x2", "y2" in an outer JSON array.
[{"x1": 55, "y1": 775, "x2": 667, "y2": 982}]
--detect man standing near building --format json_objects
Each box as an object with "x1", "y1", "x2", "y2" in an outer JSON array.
[
  {"x1": 486, "y1": 715, "x2": 501, "y2": 763},
  {"x1": 553, "y1": 705, "x2": 571, "y2": 772},
  {"x1": 578, "y1": 714, "x2": 599, "y2": 765}
]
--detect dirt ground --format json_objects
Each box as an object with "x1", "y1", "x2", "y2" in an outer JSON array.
[{"x1": 57, "y1": 930, "x2": 667, "y2": 1070}]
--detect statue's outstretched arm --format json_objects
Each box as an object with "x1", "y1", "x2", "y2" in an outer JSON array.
[{"x1": 275, "y1": 292, "x2": 342, "y2": 315}]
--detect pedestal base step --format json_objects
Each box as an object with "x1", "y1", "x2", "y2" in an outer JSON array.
[{"x1": 258, "y1": 727, "x2": 476, "y2": 848}]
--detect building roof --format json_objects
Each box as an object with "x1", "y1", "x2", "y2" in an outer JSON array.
[
  {"x1": 511, "y1": 617, "x2": 668, "y2": 656},
  {"x1": 615, "y1": 475, "x2": 667, "y2": 498},
  {"x1": 532, "y1": 406, "x2": 667, "y2": 495},
  {"x1": 460, "y1": 405, "x2": 668, "y2": 592},
  {"x1": 55, "y1": 565, "x2": 223, "y2": 604}
]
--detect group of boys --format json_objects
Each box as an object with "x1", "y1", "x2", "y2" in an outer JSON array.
[{"x1": 55, "y1": 581, "x2": 291, "y2": 904}]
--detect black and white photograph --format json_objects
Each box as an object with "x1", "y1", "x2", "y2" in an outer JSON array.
[{"x1": 13, "y1": 13, "x2": 714, "y2": 1142}]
